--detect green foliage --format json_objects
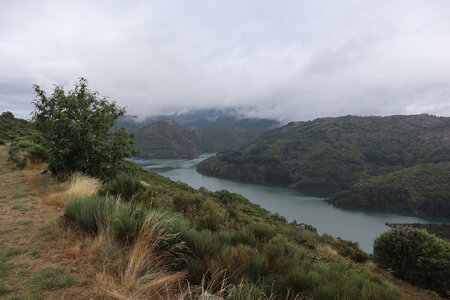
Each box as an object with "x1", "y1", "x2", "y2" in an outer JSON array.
[
  {"x1": 32, "y1": 78, "x2": 135, "y2": 179},
  {"x1": 101, "y1": 173, "x2": 142, "y2": 201},
  {"x1": 374, "y1": 227, "x2": 450, "y2": 296},
  {"x1": 61, "y1": 161, "x2": 404, "y2": 299},
  {"x1": 7, "y1": 138, "x2": 48, "y2": 169},
  {"x1": 173, "y1": 192, "x2": 197, "y2": 212},
  {"x1": 330, "y1": 162, "x2": 450, "y2": 216},
  {"x1": 107, "y1": 202, "x2": 147, "y2": 244},
  {"x1": 0, "y1": 111, "x2": 36, "y2": 143},
  {"x1": 27, "y1": 267, "x2": 77, "y2": 290},
  {"x1": 197, "y1": 198, "x2": 222, "y2": 231},
  {"x1": 64, "y1": 195, "x2": 116, "y2": 233},
  {"x1": 331, "y1": 238, "x2": 370, "y2": 263},
  {"x1": 198, "y1": 115, "x2": 450, "y2": 191}
]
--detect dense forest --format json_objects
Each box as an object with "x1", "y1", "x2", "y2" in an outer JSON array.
[
  {"x1": 197, "y1": 115, "x2": 449, "y2": 215},
  {"x1": 328, "y1": 162, "x2": 450, "y2": 216}
]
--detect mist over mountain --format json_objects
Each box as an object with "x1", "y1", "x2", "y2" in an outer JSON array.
[
  {"x1": 116, "y1": 108, "x2": 279, "y2": 132},
  {"x1": 117, "y1": 108, "x2": 279, "y2": 158}
]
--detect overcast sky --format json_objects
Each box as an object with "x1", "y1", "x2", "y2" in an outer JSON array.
[{"x1": 1, "y1": 0, "x2": 450, "y2": 122}]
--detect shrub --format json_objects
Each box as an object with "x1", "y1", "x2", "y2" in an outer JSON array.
[
  {"x1": 373, "y1": 227, "x2": 450, "y2": 296},
  {"x1": 32, "y1": 78, "x2": 135, "y2": 180},
  {"x1": 173, "y1": 192, "x2": 197, "y2": 213},
  {"x1": 107, "y1": 203, "x2": 148, "y2": 244},
  {"x1": 101, "y1": 173, "x2": 142, "y2": 201},
  {"x1": 64, "y1": 195, "x2": 117, "y2": 233},
  {"x1": 246, "y1": 255, "x2": 269, "y2": 282},
  {"x1": 197, "y1": 198, "x2": 222, "y2": 231},
  {"x1": 96, "y1": 211, "x2": 186, "y2": 299},
  {"x1": 248, "y1": 223, "x2": 276, "y2": 242},
  {"x1": 332, "y1": 238, "x2": 370, "y2": 263},
  {"x1": 16, "y1": 139, "x2": 47, "y2": 162}
]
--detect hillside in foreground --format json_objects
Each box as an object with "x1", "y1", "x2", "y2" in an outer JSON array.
[{"x1": 0, "y1": 145, "x2": 446, "y2": 299}]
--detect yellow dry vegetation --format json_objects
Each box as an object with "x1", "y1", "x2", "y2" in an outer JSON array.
[
  {"x1": 94, "y1": 212, "x2": 186, "y2": 299},
  {"x1": 41, "y1": 172, "x2": 101, "y2": 207}
]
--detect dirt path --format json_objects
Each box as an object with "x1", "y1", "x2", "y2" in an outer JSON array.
[{"x1": 0, "y1": 146, "x2": 98, "y2": 299}]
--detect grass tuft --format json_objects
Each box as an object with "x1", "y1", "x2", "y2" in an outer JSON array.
[
  {"x1": 27, "y1": 267, "x2": 77, "y2": 290},
  {"x1": 95, "y1": 211, "x2": 186, "y2": 299}
]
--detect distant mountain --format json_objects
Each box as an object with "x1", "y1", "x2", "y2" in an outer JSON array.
[
  {"x1": 116, "y1": 108, "x2": 279, "y2": 131},
  {"x1": 135, "y1": 118, "x2": 278, "y2": 159},
  {"x1": 197, "y1": 114, "x2": 450, "y2": 193}
]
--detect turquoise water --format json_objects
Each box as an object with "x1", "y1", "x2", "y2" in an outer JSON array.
[{"x1": 133, "y1": 154, "x2": 450, "y2": 253}]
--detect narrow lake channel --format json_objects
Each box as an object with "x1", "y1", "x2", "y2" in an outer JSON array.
[{"x1": 133, "y1": 154, "x2": 450, "y2": 253}]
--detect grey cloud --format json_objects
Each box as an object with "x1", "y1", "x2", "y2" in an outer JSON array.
[{"x1": 0, "y1": 0, "x2": 449, "y2": 121}]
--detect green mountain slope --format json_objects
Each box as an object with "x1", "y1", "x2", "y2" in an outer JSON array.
[
  {"x1": 135, "y1": 119, "x2": 276, "y2": 158},
  {"x1": 197, "y1": 114, "x2": 450, "y2": 190},
  {"x1": 328, "y1": 162, "x2": 450, "y2": 216}
]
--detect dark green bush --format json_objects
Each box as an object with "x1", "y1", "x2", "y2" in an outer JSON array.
[
  {"x1": 107, "y1": 203, "x2": 148, "y2": 244},
  {"x1": 173, "y1": 192, "x2": 197, "y2": 212},
  {"x1": 245, "y1": 255, "x2": 269, "y2": 282},
  {"x1": 16, "y1": 139, "x2": 47, "y2": 159},
  {"x1": 32, "y1": 78, "x2": 135, "y2": 180},
  {"x1": 332, "y1": 238, "x2": 370, "y2": 263},
  {"x1": 197, "y1": 198, "x2": 222, "y2": 231},
  {"x1": 64, "y1": 195, "x2": 116, "y2": 233},
  {"x1": 373, "y1": 227, "x2": 450, "y2": 296},
  {"x1": 248, "y1": 223, "x2": 276, "y2": 242},
  {"x1": 101, "y1": 173, "x2": 142, "y2": 201}
]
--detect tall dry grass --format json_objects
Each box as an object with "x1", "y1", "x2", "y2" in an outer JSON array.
[
  {"x1": 42, "y1": 172, "x2": 101, "y2": 207},
  {"x1": 95, "y1": 211, "x2": 187, "y2": 299}
]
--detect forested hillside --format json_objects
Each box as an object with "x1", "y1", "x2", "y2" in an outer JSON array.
[
  {"x1": 197, "y1": 114, "x2": 450, "y2": 190},
  {"x1": 328, "y1": 162, "x2": 450, "y2": 216},
  {"x1": 135, "y1": 119, "x2": 276, "y2": 158}
]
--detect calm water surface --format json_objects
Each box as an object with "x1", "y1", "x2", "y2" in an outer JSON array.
[{"x1": 133, "y1": 154, "x2": 450, "y2": 253}]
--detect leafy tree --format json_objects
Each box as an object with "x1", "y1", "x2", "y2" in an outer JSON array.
[
  {"x1": 373, "y1": 227, "x2": 450, "y2": 296},
  {"x1": 32, "y1": 78, "x2": 135, "y2": 179}
]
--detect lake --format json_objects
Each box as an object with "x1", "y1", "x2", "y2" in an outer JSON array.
[{"x1": 133, "y1": 154, "x2": 450, "y2": 253}]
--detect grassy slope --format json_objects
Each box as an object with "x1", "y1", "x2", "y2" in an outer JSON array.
[
  {"x1": 0, "y1": 113, "x2": 36, "y2": 143},
  {"x1": 0, "y1": 146, "x2": 445, "y2": 299},
  {"x1": 328, "y1": 162, "x2": 450, "y2": 216},
  {"x1": 0, "y1": 146, "x2": 98, "y2": 299}
]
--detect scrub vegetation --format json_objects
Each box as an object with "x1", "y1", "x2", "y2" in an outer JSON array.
[{"x1": 0, "y1": 80, "x2": 447, "y2": 299}]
